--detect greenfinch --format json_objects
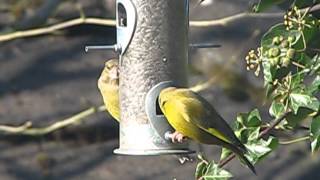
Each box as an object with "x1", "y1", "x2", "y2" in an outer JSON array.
[
  {"x1": 159, "y1": 87, "x2": 256, "y2": 174},
  {"x1": 97, "y1": 59, "x2": 120, "y2": 121}
]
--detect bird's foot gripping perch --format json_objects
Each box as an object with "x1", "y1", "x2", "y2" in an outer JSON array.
[{"x1": 165, "y1": 131, "x2": 187, "y2": 143}]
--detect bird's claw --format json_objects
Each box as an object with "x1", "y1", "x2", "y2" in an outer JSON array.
[{"x1": 170, "y1": 131, "x2": 187, "y2": 143}]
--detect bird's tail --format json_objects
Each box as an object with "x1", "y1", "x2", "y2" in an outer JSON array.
[{"x1": 222, "y1": 142, "x2": 256, "y2": 175}]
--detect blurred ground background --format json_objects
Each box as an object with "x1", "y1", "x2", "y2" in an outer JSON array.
[{"x1": 0, "y1": 0, "x2": 320, "y2": 179}]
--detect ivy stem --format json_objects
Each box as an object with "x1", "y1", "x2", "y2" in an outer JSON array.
[
  {"x1": 292, "y1": 61, "x2": 306, "y2": 69},
  {"x1": 258, "y1": 111, "x2": 291, "y2": 138},
  {"x1": 218, "y1": 154, "x2": 236, "y2": 168},
  {"x1": 218, "y1": 111, "x2": 291, "y2": 168},
  {"x1": 296, "y1": 33, "x2": 307, "y2": 52},
  {"x1": 279, "y1": 136, "x2": 310, "y2": 145}
]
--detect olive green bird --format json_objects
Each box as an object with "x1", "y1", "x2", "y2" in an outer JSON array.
[
  {"x1": 97, "y1": 59, "x2": 120, "y2": 121},
  {"x1": 159, "y1": 87, "x2": 256, "y2": 174}
]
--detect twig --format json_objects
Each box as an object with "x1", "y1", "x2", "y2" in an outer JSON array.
[
  {"x1": 309, "y1": 2, "x2": 320, "y2": 13},
  {"x1": 0, "y1": 121, "x2": 33, "y2": 133},
  {"x1": 292, "y1": 61, "x2": 306, "y2": 69},
  {"x1": 189, "y1": 29, "x2": 261, "y2": 93},
  {"x1": 190, "y1": 12, "x2": 283, "y2": 27},
  {"x1": 218, "y1": 111, "x2": 291, "y2": 168},
  {"x1": 2, "y1": 3, "x2": 320, "y2": 43},
  {"x1": 258, "y1": 111, "x2": 291, "y2": 138},
  {"x1": 1, "y1": 13, "x2": 273, "y2": 42},
  {"x1": 0, "y1": 105, "x2": 106, "y2": 136},
  {"x1": 218, "y1": 153, "x2": 236, "y2": 168},
  {"x1": 0, "y1": 17, "x2": 116, "y2": 42},
  {"x1": 279, "y1": 136, "x2": 310, "y2": 145},
  {"x1": 190, "y1": 3, "x2": 320, "y2": 27}
]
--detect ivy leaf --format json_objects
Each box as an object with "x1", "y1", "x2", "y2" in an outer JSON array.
[
  {"x1": 261, "y1": 24, "x2": 301, "y2": 47},
  {"x1": 297, "y1": 53, "x2": 313, "y2": 68},
  {"x1": 285, "y1": 108, "x2": 314, "y2": 128},
  {"x1": 204, "y1": 162, "x2": 233, "y2": 180},
  {"x1": 291, "y1": 73, "x2": 305, "y2": 89},
  {"x1": 311, "y1": 116, "x2": 320, "y2": 153},
  {"x1": 266, "y1": 83, "x2": 277, "y2": 98},
  {"x1": 262, "y1": 61, "x2": 277, "y2": 84},
  {"x1": 307, "y1": 75, "x2": 320, "y2": 94},
  {"x1": 196, "y1": 159, "x2": 233, "y2": 180},
  {"x1": 262, "y1": 61, "x2": 290, "y2": 85},
  {"x1": 253, "y1": 0, "x2": 286, "y2": 12},
  {"x1": 245, "y1": 137, "x2": 279, "y2": 164},
  {"x1": 223, "y1": 109, "x2": 278, "y2": 166},
  {"x1": 221, "y1": 128, "x2": 263, "y2": 161},
  {"x1": 236, "y1": 127, "x2": 260, "y2": 144},
  {"x1": 301, "y1": 15, "x2": 319, "y2": 44},
  {"x1": 195, "y1": 159, "x2": 209, "y2": 179},
  {"x1": 289, "y1": 93, "x2": 319, "y2": 113},
  {"x1": 308, "y1": 55, "x2": 320, "y2": 75},
  {"x1": 234, "y1": 109, "x2": 262, "y2": 144},
  {"x1": 237, "y1": 109, "x2": 262, "y2": 128},
  {"x1": 220, "y1": 148, "x2": 232, "y2": 160},
  {"x1": 247, "y1": 109, "x2": 262, "y2": 127},
  {"x1": 248, "y1": 128, "x2": 261, "y2": 142},
  {"x1": 269, "y1": 101, "x2": 285, "y2": 118},
  {"x1": 223, "y1": 110, "x2": 262, "y2": 160}
]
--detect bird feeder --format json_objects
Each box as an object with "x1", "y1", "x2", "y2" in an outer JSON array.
[{"x1": 86, "y1": 0, "x2": 193, "y2": 155}]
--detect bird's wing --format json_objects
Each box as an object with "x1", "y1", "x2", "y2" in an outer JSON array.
[{"x1": 177, "y1": 90, "x2": 238, "y2": 144}]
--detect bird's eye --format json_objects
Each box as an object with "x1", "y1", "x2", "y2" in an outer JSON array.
[{"x1": 161, "y1": 100, "x2": 166, "y2": 107}]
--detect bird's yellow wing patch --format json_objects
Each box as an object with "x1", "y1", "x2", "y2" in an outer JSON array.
[
  {"x1": 206, "y1": 128, "x2": 231, "y2": 143},
  {"x1": 178, "y1": 97, "x2": 231, "y2": 144}
]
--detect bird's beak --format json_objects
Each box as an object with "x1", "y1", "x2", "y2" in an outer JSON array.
[{"x1": 109, "y1": 67, "x2": 119, "y2": 80}]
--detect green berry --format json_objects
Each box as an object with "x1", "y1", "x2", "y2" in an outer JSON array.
[
  {"x1": 281, "y1": 40, "x2": 290, "y2": 48},
  {"x1": 288, "y1": 36, "x2": 296, "y2": 43},
  {"x1": 270, "y1": 57, "x2": 280, "y2": 66},
  {"x1": 272, "y1": 37, "x2": 281, "y2": 45},
  {"x1": 268, "y1": 47, "x2": 281, "y2": 58},
  {"x1": 282, "y1": 57, "x2": 291, "y2": 67},
  {"x1": 286, "y1": 48, "x2": 295, "y2": 59},
  {"x1": 274, "y1": 57, "x2": 280, "y2": 64},
  {"x1": 279, "y1": 36, "x2": 284, "y2": 42}
]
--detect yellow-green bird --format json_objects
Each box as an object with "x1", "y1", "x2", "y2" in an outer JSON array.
[
  {"x1": 159, "y1": 87, "x2": 256, "y2": 174},
  {"x1": 97, "y1": 59, "x2": 120, "y2": 121}
]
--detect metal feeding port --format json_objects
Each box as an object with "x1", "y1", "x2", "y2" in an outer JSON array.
[
  {"x1": 145, "y1": 81, "x2": 178, "y2": 142},
  {"x1": 85, "y1": 0, "x2": 137, "y2": 57}
]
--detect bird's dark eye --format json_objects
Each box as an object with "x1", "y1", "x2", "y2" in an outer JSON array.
[
  {"x1": 161, "y1": 100, "x2": 166, "y2": 107},
  {"x1": 157, "y1": 97, "x2": 166, "y2": 107}
]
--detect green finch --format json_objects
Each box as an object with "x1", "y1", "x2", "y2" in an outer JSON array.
[
  {"x1": 159, "y1": 87, "x2": 256, "y2": 174},
  {"x1": 97, "y1": 59, "x2": 120, "y2": 121}
]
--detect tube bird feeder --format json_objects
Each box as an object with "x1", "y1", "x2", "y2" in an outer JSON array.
[{"x1": 86, "y1": 0, "x2": 193, "y2": 155}]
